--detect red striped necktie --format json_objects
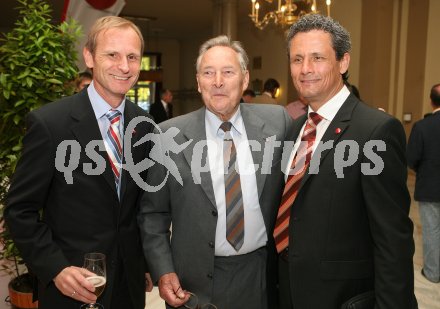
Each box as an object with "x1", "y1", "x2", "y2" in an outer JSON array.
[
  {"x1": 274, "y1": 112, "x2": 323, "y2": 253},
  {"x1": 104, "y1": 109, "x2": 123, "y2": 192},
  {"x1": 221, "y1": 121, "x2": 244, "y2": 251}
]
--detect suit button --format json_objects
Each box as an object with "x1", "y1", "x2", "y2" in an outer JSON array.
[
  {"x1": 207, "y1": 273, "x2": 213, "y2": 279},
  {"x1": 208, "y1": 241, "x2": 214, "y2": 248},
  {"x1": 212, "y1": 210, "x2": 218, "y2": 217}
]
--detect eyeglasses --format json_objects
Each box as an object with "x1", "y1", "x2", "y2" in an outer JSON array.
[{"x1": 183, "y1": 292, "x2": 217, "y2": 309}]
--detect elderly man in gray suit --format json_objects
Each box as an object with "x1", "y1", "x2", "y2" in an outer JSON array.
[{"x1": 138, "y1": 35, "x2": 293, "y2": 309}]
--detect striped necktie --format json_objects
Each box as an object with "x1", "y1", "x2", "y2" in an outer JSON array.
[
  {"x1": 274, "y1": 112, "x2": 323, "y2": 253},
  {"x1": 104, "y1": 109, "x2": 123, "y2": 192},
  {"x1": 221, "y1": 122, "x2": 244, "y2": 251}
]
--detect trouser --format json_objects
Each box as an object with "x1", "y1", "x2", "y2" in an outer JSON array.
[
  {"x1": 211, "y1": 246, "x2": 268, "y2": 309},
  {"x1": 278, "y1": 249, "x2": 293, "y2": 309},
  {"x1": 419, "y1": 201, "x2": 440, "y2": 282}
]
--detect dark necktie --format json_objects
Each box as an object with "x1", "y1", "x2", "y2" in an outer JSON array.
[
  {"x1": 220, "y1": 122, "x2": 244, "y2": 251},
  {"x1": 274, "y1": 112, "x2": 323, "y2": 253}
]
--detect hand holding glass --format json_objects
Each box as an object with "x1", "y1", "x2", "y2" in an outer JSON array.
[{"x1": 80, "y1": 253, "x2": 106, "y2": 309}]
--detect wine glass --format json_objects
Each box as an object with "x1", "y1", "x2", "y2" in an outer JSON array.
[
  {"x1": 183, "y1": 292, "x2": 217, "y2": 309},
  {"x1": 80, "y1": 253, "x2": 106, "y2": 309}
]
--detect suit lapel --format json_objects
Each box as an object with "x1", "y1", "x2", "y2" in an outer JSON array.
[
  {"x1": 300, "y1": 95, "x2": 357, "y2": 188},
  {"x1": 291, "y1": 113, "x2": 307, "y2": 140},
  {"x1": 240, "y1": 104, "x2": 273, "y2": 199},
  {"x1": 119, "y1": 100, "x2": 139, "y2": 201},
  {"x1": 182, "y1": 108, "x2": 217, "y2": 209},
  {"x1": 69, "y1": 91, "x2": 117, "y2": 196}
]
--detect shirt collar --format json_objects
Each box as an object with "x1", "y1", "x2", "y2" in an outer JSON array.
[
  {"x1": 205, "y1": 106, "x2": 243, "y2": 137},
  {"x1": 87, "y1": 81, "x2": 126, "y2": 119},
  {"x1": 308, "y1": 85, "x2": 350, "y2": 121}
]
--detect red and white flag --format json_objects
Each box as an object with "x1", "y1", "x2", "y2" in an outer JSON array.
[
  {"x1": 62, "y1": 0, "x2": 126, "y2": 23},
  {"x1": 62, "y1": 0, "x2": 126, "y2": 68}
]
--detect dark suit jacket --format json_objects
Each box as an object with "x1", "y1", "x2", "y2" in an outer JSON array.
[
  {"x1": 285, "y1": 94, "x2": 417, "y2": 308},
  {"x1": 138, "y1": 104, "x2": 293, "y2": 308},
  {"x1": 407, "y1": 110, "x2": 440, "y2": 202},
  {"x1": 5, "y1": 90, "x2": 153, "y2": 309},
  {"x1": 150, "y1": 101, "x2": 172, "y2": 124}
]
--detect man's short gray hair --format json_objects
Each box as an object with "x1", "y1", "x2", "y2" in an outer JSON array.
[{"x1": 196, "y1": 35, "x2": 249, "y2": 73}]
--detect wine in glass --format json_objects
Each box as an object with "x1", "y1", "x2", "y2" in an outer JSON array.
[{"x1": 80, "y1": 253, "x2": 106, "y2": 309}]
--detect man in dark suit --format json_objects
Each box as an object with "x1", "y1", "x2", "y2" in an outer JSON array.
[
  {"x1": 407, "y1": 83, "x2": 440, "y2": 284},
  {"x1": 276, "y1": 14, "x2": 417, "y2": 308},
  {"x1": 5, "y1": 16, "x2": 153, "y2": 309},
  {"x1": 138, "y1": 35, "x2": 292, "y2": 309},
  {"x1": 150, "y1": 88, "x2": 173, "y2": 123}
]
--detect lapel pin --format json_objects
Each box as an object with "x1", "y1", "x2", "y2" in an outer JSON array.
[{"x1": 335, "y1": 128, "x2": 342, "y2": 134}]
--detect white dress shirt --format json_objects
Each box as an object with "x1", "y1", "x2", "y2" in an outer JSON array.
[
  {"x1": 205, "y1": 108, "x2": 267, "y2": 256},
  {"x1": 285, "y1": 86, "x2": 350, "y2": 177}
]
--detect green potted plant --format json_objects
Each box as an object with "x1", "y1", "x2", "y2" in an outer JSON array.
[{"x1": 0, "y1": 0, "x2": 81, "y2": 307}]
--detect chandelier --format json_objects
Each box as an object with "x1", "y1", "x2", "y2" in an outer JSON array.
[{"x1": 249, "y1": 0, "x2": 332, "y2": 30}]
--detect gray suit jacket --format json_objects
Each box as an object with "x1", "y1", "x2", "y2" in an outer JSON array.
[{"x1": 138, "y1": 103, "x2": 293, "y2": 307}]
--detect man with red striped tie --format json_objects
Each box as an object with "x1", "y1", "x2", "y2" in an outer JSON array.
[
  {"x1": 275, "y1": 14, "x2": 417, "y2": 309},
  {"x1": 5, "y1": 16, "x2": 153, "y2": 309}
]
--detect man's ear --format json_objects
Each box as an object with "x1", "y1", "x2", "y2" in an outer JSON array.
[
  {"x1": 196, "y1": 74, "x2": 201, "y2": 93},
  {"x1": 339, "y1": 52, "x2": 350, "y2": 75},
  {"x1": 83, "y1": 47, "x2": 94, "y2": 69},
  {"x1": 242, "y1": 70, "x2": 250, "y2": 93}
]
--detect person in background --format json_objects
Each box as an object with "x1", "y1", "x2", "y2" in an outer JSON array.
[
  {"x1": 285, "y1": 95, "x2": 307, "y2": 120},
  {"x1": 5, "y1": 16, "x2": 153, "y2": 309},
  {"x1": 241, "y1": 88, "x2": 256, "y2": 103},
  {"x1": 138, "y1": 35, "x2": 293, "y2": 309},
  {"x1": 75, "y1": 70, "x2": 92, "y2": 92},
  {"x1": 149, "y1": 88, "x2": 173, "y2": 123},
  {"x1": 276, "y1": 14, "x2": 417, "y2": 309},
  {"x1": 407, "y1": 83, "x2": 440, "y2": 284},
  {"x1": 423, "y1": 112, "x2": 433, "y2": 118},
  {"x1": 252, "y1": 78, "x2": 280, "y2": 104}
]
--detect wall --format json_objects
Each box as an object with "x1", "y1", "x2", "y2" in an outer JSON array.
[
  {"x1": 238, "y1": 21, "x2": 289, "y2": 105},
  {"x1": 145, "y1": 38, "x2": 181, "y2": 92},
  {"x1": 142, "y1": 35, "x2": 206, "y2": 117},
  {"x1": 331, "y1": 0, "x2": 362, "y2": 88},
  {"x1": 422, "y1": 0, "x2": 440, "y2": 115},
  {"x1": 354, "y1": 0, "x2": 439, "y2": 137},
  {"x1": 401, "y1": 0, "x2": 429, "y2": 135},
  {"x1": 177, "y1": 36, "x2": 206, "y2": 115}
]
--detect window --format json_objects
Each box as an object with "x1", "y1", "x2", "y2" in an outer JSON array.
[{"x1": 129, "y1": 53, "x2": 162, "y2": 112}]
